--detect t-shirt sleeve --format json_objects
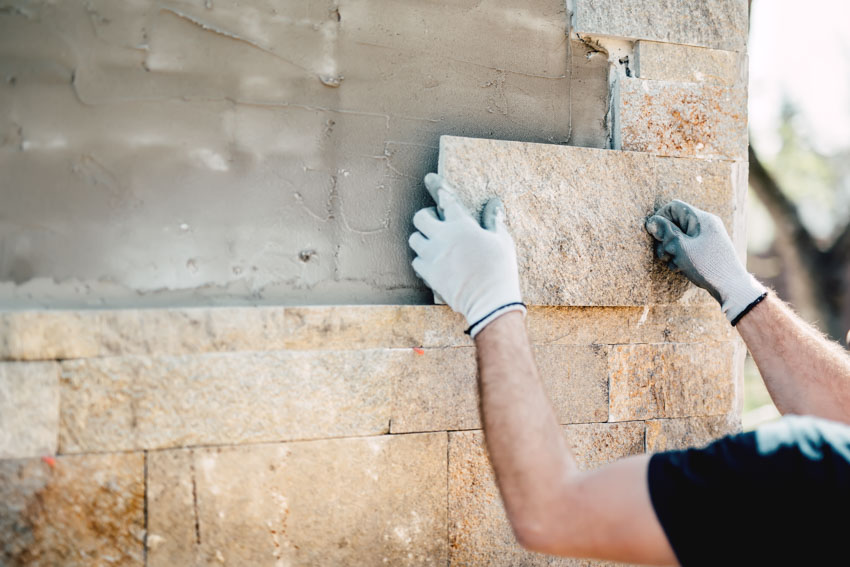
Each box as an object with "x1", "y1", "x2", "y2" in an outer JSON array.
[{"x1": 647, "y1": 416, "x2": 850, "y2": 567}]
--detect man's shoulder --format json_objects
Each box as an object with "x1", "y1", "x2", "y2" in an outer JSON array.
[
  {"x1": 754, "y1": 414, "x2": 850, "y2": 462},
  {"x1": 649, "y1": 415, "x2": 850, "y2": 565}
]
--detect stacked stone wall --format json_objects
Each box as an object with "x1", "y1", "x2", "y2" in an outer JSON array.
[{"x1": 1, "y1": 0, "x2": 750, "y2": 564}]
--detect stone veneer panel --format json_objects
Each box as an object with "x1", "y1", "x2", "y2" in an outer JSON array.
[
  {"x1": 0, "y1": 311, "x2": 101, "y2": 361},
  {"x1": 526, "y1": 304, "x2": 732, "y2": 345},
  {"x1": 391, "y1": 345, "x2": 608, "y2": 433},
  {"x1": 0, "y1": 304, "x2": 734, "y2": 360},
  {"x1": 283, "y1": 305, "x2": 427, "y2": 350},
  {"x1": 438, "y1": 136, "x2": 742, "y2": 306},
  {"x1": 96, "y1": 307, "x2": 288, "y2": 356},
  {"x1": 0, "y1": 453, "x2": 145, "y2": 566},
  {"x1": 58, "y1": 350, "x2": 398, "y2": 452},
  {"x1": 608, "y1": 342, "x2": 736, "y2": 421},
  {"x1": 646, "y1": 414, "x2": 742, "y2": 452},
  {"x1": 615, "y1": 78, "x2": 747, "y2": 160},
  {"x1": 448, "y1": 424, "x2": 644, "y2": 566},
  {"x1": 0, "y1": 307, "x2": 287, "y2": 360},
  {"x1": 147, "y1": 433, "x2": 448, "y2": 566},
  {"x1": 571, "y1": 0, "x2": 748, "y2": 52},
  {"x1": 0, "y1": 362, "x2": 60, "y2": 459},
  {"x1": 634, "y1": 41, "x2": 742, "y2": 86}
]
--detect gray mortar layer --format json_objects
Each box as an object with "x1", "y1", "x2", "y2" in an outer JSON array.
[{"x1": 0, "y1": 0, "x2": 609, "y2": 308}]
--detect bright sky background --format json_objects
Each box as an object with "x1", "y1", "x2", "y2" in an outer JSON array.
[
  {"x1": 749, "y1": 0, "x2": 850, "y2": 156},
  {"x1": 747, "y1": 0, "x2": 850, "y2": 249}
]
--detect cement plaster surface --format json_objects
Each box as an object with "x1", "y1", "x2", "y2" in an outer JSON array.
[{"x1": 0, "y1": 1, "x2": 609, "y2": 308}]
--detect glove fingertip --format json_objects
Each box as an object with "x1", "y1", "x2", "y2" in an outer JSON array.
[{"x1": 481, "y1": 197, "x2": 506, "y2": 231}]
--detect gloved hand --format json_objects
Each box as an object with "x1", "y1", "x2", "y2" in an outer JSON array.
[
  {"x1": 409, "y1": 173, "x2": 526, "y2": 338},
  {"x1": 645, "y1": 199, "x2": 767, "y2": 325}
]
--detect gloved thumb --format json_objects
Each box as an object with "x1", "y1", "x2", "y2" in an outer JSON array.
[
  {"x1": 645, "y1": 214, "x2": 679, "y2": 243},
  {"x1": 423, "y1": 173, "x2": 445, "y2": 206},
  {"x1": 481, "y1": 197, "x2": 506, "y2": 232},
  {"x1": 424, "y1": 173, "x2": 469, "y2": 221}
]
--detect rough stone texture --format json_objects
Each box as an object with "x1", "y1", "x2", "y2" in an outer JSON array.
[
  {"x1": 284, "y1": 305, "x2": 426, "y2": 350},
  {"x1": 526, "y1": 304, "x2": 732, "y2": 345},
  {"x1": 59, "y1": 350, "x2": 398, "y2": 452},
  {"x1": 391, "y1": 345, "x2": 608, "y2": 433},
  {"x1": 96, "y1": 307, "x2": 288, "y2": 356},
  {"x1": 1, "y1": 303, "x2": 732, "y2": 360},
  {"x1": 646, "y1": 414, "x2": 742, "y2": 452},
  {"x1": 438, "y1": 136, "x2": 742, "y2": 306},
  {"x1": 0, "y1": 307, "x2": 287, "y2": 360},
  {"x1": 0, "y1": 453, "x2": 145, "y2": 566},
  {"x1": 571, "y1": 0, "x2": 748, "y2": 52},
  {"x1": 615, "y1": 78, "x2": 747, "y2": 160},
  {"x1": 0, "y1": 362, "x2": 59, "y2": 459},
  {"x1": 608, "y1": 342, "x2": 736, "y2": 421},
  {"x1": 448, "y1": 424, "x2": 644, "y2": 566},
  {"x1": 147, "y1": 433, "x2": 448, "y2": 566},
  {"x1": 0, "y1": 311, "x2": 100, "y2": 361},
  {"x1": 634, "y1": 41, "x2": 743, "y2": 86},
  {"x1": 422, "y1": 306, "x2": 473, "y2": 348}
]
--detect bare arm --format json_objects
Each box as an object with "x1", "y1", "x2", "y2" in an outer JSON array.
[
  {"x1": 736, "y1": 293, "x2": 850, "y2": 423},
  {"x1": 475, "y1": 311, "x2": 677, "y2": 565},
  {"x1": 644, "y1": 200, "x2": 850, "y2": 422}
]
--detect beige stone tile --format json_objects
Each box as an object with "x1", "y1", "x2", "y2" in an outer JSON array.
[
  {"x1": 97, "y1": 306, "x2": 288, "y2": 356},
  {"x1": 391, "y1": 345, "x2": 608, "y2": 434},
  {"x1": 526, "y1": 305, "x2": 732, "y2": 345},
  {"x1": 0, "y1": 307, "x2": 287, "y2": 360},
  {"x1": 615, "y1": 78, "x2": 747, "y2": 160},
  {"x1": 422, "y1": 306, "x2": 471, "y2": 348},
  {"x1": 0, "y1": 362, "x2": 60, "y2": 459},
  {"x1": 147, "y1": 433, "x2": 448, "y2": 566},
  {"x1": 535, "y1": 345, "x2": 609, "y2": 424},
  {"x1": 0, "y1": 311, "x2": 100, "y2": 361},
  {"x1": 572, "y1": 0, "x2": 748, "y2": 52},
  {"x1": 284, "y1": 305, "x2": 426, "y2": 350},
  {"x1": 59, "y1": 350, "x2": 396, "y2": 452},
  {"x1": 0, "y1": 452, "x2": 145, "y2": 566},
  {"x1": 146, "y1": 449, "x2": 197, "y2": 566},
  {"x1": 448, "y1": 424, "x2": 644, "y2": 566},
  {"x1": 646, "y1": 413, "x2": 742, "y2": 452},
  {"x1": 608, "y1": 342, "x2": 736, "y2": 421},
  {"x1": 438, "y1": 136, "x2": 739, "y2": 307},
  {"x1": 634, "y1": 41, "x2": 743, "y2": 86},
  {"x1": 390, "y1": 347, "x2": 480, "y2": 433}
]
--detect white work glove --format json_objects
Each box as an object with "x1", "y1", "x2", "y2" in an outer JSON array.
[
  {"x1": 409, "y1": 173, "x2": 526, "y2": 338},
  {"x1": 645, "y1": 200, "x2": 767, "y2": 325}
]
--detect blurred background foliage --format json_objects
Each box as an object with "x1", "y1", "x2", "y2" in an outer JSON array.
[{"x1": 744, "y1": 0, "x2": 850, "y2": 428}]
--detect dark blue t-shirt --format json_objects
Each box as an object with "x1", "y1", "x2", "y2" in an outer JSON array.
[{"x1": 648, "y1": 415, "x2": 850, "y2": 566}]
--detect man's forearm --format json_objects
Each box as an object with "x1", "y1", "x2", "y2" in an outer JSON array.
[
  {"x1": 473, "y1": 312, "x2": 676, "y2": 564},
  {"x1": 737, "y1": 293, "x2": 850, "y2": 423},
  {"x1": 474, "y1": 311, "x2": 577, "y2": 546}
]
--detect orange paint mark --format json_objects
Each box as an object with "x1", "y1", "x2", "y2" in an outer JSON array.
[
  {"x1": 41, "y1": 456, "x2": 56, "y2": 468},
  {"x1": 412, "y1": 347, "x2": 425, "y2": 355}
]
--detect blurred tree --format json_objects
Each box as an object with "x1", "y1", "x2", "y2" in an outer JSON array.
[
  {"x1": 747, "y1": 0, "x2": 850, "y2": 345},
  {"x1": 749, "y1": 110, "x2": 850, "y2": 344}
]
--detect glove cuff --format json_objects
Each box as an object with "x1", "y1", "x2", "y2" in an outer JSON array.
[
  {"x1": 730, "y1": 291, "x2": 768, "y2": 326},
  {"x1": 722, "y1": 273, "x2": 768, "y2": 324},
  {"x1": 466, "y1": 302, "x2": 527, "y2": 338}
]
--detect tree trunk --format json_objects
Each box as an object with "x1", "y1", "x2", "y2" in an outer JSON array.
[{"x1": 748, "y1": 145, "x2": 848, "y2": 343}]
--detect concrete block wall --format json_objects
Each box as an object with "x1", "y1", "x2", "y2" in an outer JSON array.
[{"x1": 0, "y1": 0, "x2": 751, "y2": 564}]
